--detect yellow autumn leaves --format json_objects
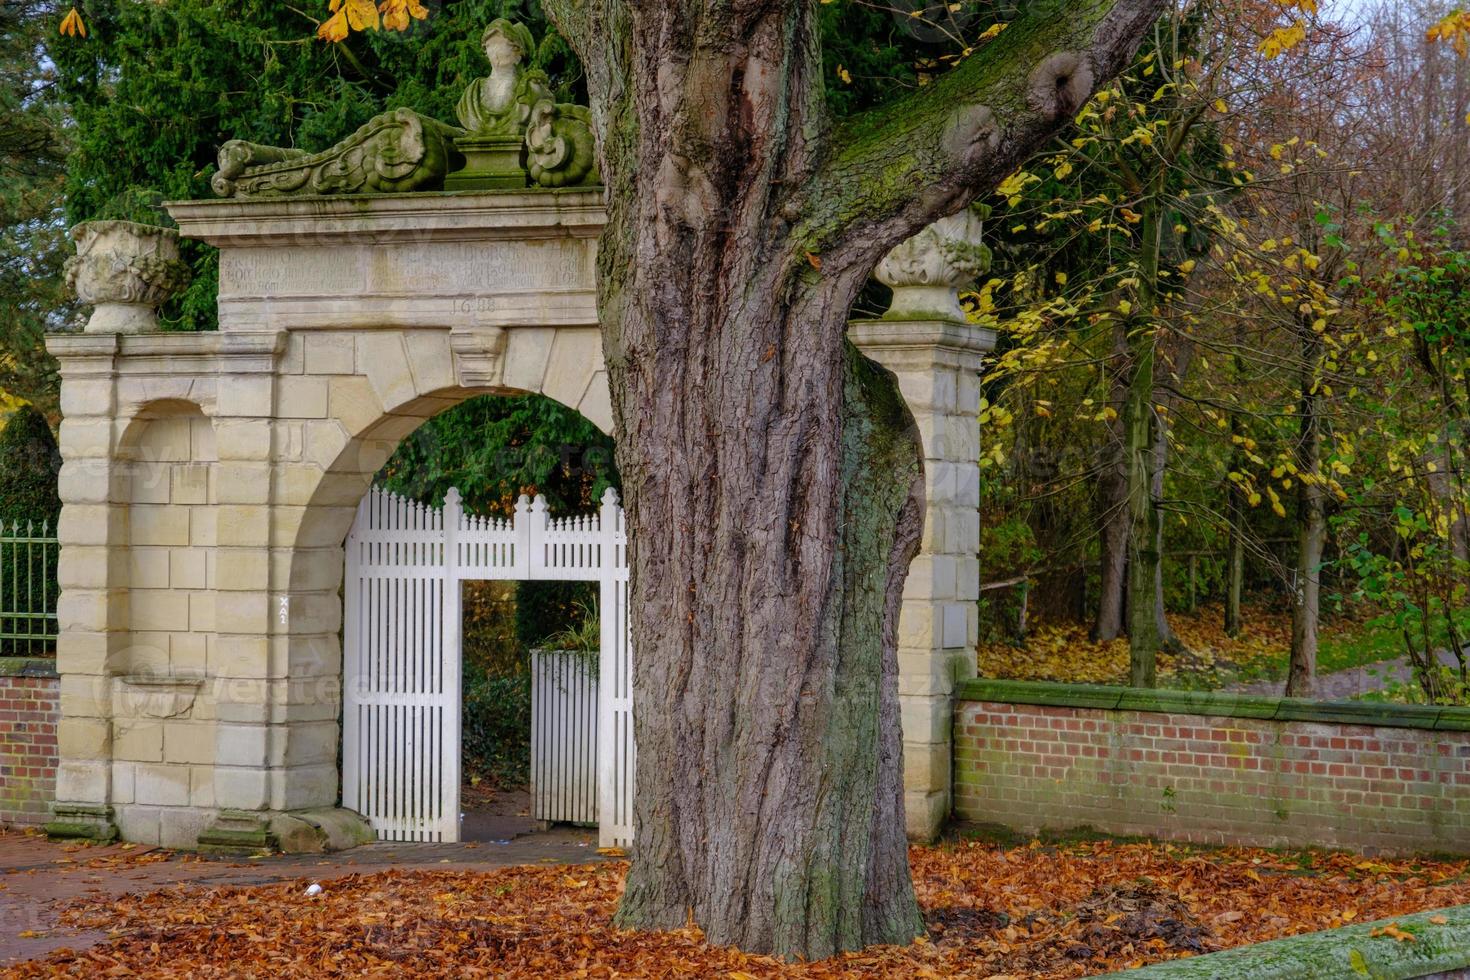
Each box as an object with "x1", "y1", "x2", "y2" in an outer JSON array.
[
  {"x1": 58, "y1": 7, "x2": 85, "y2": 37},
  {"x1": 58, "y1": 0, "x2": 427, "y2": 42},
  {"x1": 1254, "y1": 0, "x2": 1318, "y2": 60},
  {"x1": 1428, "y1": 10, "x2": 1470, "y2": 58},
  {"x1": 317, "y1": 0, "x2": 428, "y2": 42},
  {"x1": 1257, "y1": 21, "x2": 1306, "y2": 60}
]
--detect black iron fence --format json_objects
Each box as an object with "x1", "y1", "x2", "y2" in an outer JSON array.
[{"x1": 0, "y1": 520, "x2": 58, "y2": 656}]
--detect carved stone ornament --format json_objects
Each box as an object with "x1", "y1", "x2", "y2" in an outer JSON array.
[
  {"x1": 212, "y1": 108, "x2": 466, "y2": 198},
  {"x1": 526, "y1": 101, "x2": 600, "y2": 188},
  {"x1": 63, "y1": 220, "x2": 191, "y2": 334},
  {"x1": 210, "y1": 19, "x2": 599, "y2": 198},
  {"x1": 874, "y1": 204, "x2": 993, "y2": 322}
]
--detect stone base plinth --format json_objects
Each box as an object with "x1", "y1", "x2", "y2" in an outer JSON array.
[
  {"x1": 199, "y1": 807, "x2": 375, "y2": 854},
  {"x1": 86, "y1": 302, "x2": 160, "y2": 334},
  {"x1": 45, "y1": 802, "x2": 119, "y2": 842},
  {"x1": 445, "y1": 135, "x2": 527, "y2": 190}
]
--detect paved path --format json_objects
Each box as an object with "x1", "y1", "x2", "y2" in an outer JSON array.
[
  {"x1": 0, "y1": 825, "x2": 606, "y2": 967},
  {"x1": 1228, "y1": 649, "x2": 1464, "y2": 699}
]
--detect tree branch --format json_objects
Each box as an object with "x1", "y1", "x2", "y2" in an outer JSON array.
[
  {"x1": 792, "y1": 0, "x2": 1169, "y2": 274},
  {"x1": 540, "y1": 0, "x2": 592, "y2": 55}
]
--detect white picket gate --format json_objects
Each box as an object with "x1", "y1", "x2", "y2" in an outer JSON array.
[
  {"x1": 530, "y1": 650, "x2": 598, "y2": 825},
  {"x1": 343, "y1": 486, "x2": 634, "y2": 848}
]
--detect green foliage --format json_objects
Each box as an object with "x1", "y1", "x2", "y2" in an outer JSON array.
[
  {"x1": 461, "y1": 663, "x2": 531, "y2": 786},
  {"x1": 0, "y1": 0, "x2": 69, "y2": 414},
  {"x1": 815, "y1": 2, "x2": 927, "y2": 118},
  {"x1": 463, "y1": 580, "x2": 522, "y2": 676},
  {"x1": 375, "y1": 391, "x2": 617, "y2": 515},
  {"x1": 1329, "y1": 221, "x2": 1470, "y2": 703},
  {"x1": 516, "y1": 580, "x2": 595, "y2": 655},
  {"x1": 0, "y1": 405, "x2": 61, "y2": 527},
  {"x1": 539, "y1": 600, "x2": 598, "y2": 652},
  {"x1": 537, "y1": 598, "x2": 599, "y2": 673},
  {"x1": 976, "y1": 512, "x2": 1039, "y2": 643},
  {"x1": 376, "y1": 391, "x2": 614, "y2": 664}
]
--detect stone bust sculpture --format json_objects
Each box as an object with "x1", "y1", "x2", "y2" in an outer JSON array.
[{"x1": 454, "y1": 18, "x2": 552, "y2": 137}]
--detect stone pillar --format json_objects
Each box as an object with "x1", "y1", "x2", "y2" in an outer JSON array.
[
  {"x1": 198, "y1": 330, "x2": 373, "y2": 851},
  {"x1": 44, "y1": 335, "x2": 125, "y2": 842},
  {"x1": 850, "y1": 320, "x2": 992, "y2": 841},
  {"x1": 850, "y1": 204, "x2": 994, "y2": 841},
  {"x1": 202, "y1": 331, "x2": 282, "y2": 847}
]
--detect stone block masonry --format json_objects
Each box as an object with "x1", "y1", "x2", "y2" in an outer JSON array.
[
  {"x1": 43, "y1": 188, "x2": 994, "y2": 849},
  {"x1": 0, "y1": 661, "x2": 59, "y2": 828},
  {"x1": 955, "y1": 679, "x2": 1470, "y2": 855}
]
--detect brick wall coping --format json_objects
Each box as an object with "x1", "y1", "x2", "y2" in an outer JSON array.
[
  {"x1": 956, "y1": 678, "x2": 1470, "y2": 732},
  {"x1": 1100, "y1": 903, "x2": 1470, "y2": 978},
  {"x1": 0, "y1": 657, "x2": 57, "y2": 679}
]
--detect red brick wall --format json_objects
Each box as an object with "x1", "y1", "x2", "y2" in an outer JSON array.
[
  {"x1": 955, "y1": 699, "x2": 1470, "y2": 855},
  {"x1": 0, "y1": 672, "x2": 59, "y2": 828}
]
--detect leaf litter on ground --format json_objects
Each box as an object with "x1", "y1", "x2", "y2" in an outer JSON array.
[{"x1": 8, "y1": 838, "x2": 1470, "y2": 978}]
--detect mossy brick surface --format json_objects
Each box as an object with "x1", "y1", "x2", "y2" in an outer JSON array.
[
  {"x1": 957, "y1": 678, "x2": 1449, "y2": 730},
  {"x1": 955, "y1": 682, "x2": 1470, "y2": 855}
]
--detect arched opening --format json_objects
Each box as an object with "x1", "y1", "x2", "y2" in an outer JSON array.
[
  {"x1": 370, "y1": 392, "x2": 618, "y2": 843},
  {"x1": 284, "y1": 382, "x2": 620, "y2": 844}
]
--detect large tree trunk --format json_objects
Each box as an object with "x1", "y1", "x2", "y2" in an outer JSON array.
[
  {"x1": 1286, "y1": 314, "x2": 1324, "y2": 698},
  {"x1": 545, "y1": 0, "x2": 1165, "y2": 958}
]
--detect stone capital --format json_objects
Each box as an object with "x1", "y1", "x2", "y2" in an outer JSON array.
[{"x1": 848, "y1": 318, "x2": 996, "y2": 373}]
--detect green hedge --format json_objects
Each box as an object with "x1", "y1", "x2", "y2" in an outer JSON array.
[
  {"x1": 957, "y1": 678, "x2": 1470, "y2": 731},
  {"x1": 461, "y1": 667, "x2": 531, "y2": 787}
]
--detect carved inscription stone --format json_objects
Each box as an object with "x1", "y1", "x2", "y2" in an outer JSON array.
[
  {"x1": 219, "y1": 240, "x2": 591, "y2": 303},
  {"x1": 219, "y1": 249, "x2": 363, "y2": 298}
]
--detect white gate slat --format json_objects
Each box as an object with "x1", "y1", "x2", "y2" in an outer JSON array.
[
  {"x1": 344, "y1": 484, "x2": 634, "y2": 847},
  {"x1": 442, "y1": 489, "x2": 463, "y2": 845},
  {"x1": 598, "y1": 489, "x2": 635, "y2": 849},
  {"x1": 530, "y1": 650, "x2": 597, "y2": 826}
]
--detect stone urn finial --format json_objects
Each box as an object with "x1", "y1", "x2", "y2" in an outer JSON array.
[
  {"x1": 874, "y1": 204, "x2": 992, "y2": 322},
  {"x1": 63, "y1": 220, "x2": 191, "y2": 334}
]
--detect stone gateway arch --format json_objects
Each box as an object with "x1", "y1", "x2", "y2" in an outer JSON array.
[{"x1": 44, "y1": 26, "x2": 991, "y2": 850}]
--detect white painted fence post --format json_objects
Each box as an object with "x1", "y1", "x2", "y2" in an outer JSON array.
[
  {"x1": 341, "y1": 492, "x2": 366, "y2": 826},
  {"x1": 443, "y1": 487, "x2": 463, "y2": 842},
  {"x1": 528, "y1": 494, "x2": 549, "y2": 579},
  {"x1": 598, "y1": 487, "x2": 634, "y2": 848},
  {"x1": 512, "y1": 494, "x2": 532, "y2": 579}
]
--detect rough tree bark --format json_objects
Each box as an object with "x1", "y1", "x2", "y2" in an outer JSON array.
[{"x1": 543, "y1": 0, "x2": 1166, "y2": 958}]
